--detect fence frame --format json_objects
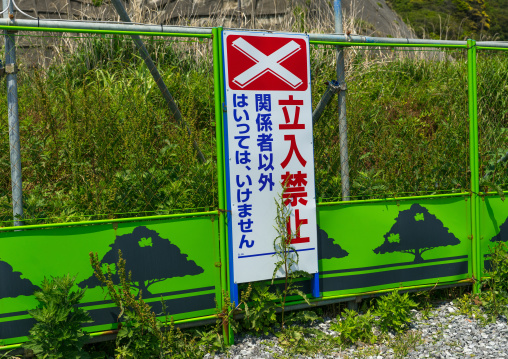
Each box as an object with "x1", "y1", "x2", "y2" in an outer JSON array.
[{"x1": 1, "y1": 20, "x2": 508, "y2": 349}]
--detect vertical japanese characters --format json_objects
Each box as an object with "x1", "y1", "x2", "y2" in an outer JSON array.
[{"x1": 279, "y1": 95, "x2": 310, "y2": 244}]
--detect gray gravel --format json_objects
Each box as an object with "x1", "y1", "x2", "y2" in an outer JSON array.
[{"x1": 206, "y1": 301, "x2": 508, "y2": 358}]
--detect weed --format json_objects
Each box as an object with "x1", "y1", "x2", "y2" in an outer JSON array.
[
  {"x1": 241, "y1": 283, "x2": 278, "y2": 334},
  {"x1": 90, "y1": 250, "x2": 230, "y2": 358},
  {"x1": 26, "y1": 275, "x2": 93, "y2": 359},
  {"x1": 90, "y1": 250, "x2": 163, "y2": 358},
  {"x1": 331, "y1": 308, "x2": 377, "y2": 345},
  {"x1": 275, "y1": 325, "x2": 334, "y2": 356},
  {"x1": 388, "y1": 330, "x2": 424, "y2": 359},
  {"x1": 453, "y1": 293, "x2": 487, "y2": 324},
  {"x1": 271, "y1": 187, "x2": 312, "y2": 330},
  {"x1": 481, "y1": 241, "x2": 508, "y2": 321},
  {"x1": 376, "y1": 289, "x2": 418, "y2": 333}
]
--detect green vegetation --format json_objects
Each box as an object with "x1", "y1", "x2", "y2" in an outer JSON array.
[
  {"x1": 331, "y1": 308, "x2": 377, "y2": 345},
  {"x1": 18, "y1": 242, "x2": 507, "y2": 358},
  {"x1": 485, "y1": 0, "x2": 508, "y2": 40},
  {"x1": 0, "y1": 35, "x2": 217, "y2": 226},
  {"x1": 271, "y1": 187, "x2": 312, "y2": 330},
  {"x1": 454, "y1": 242, "x2": 508, "y2": 324},
  {"x1": 1, "y1": 34, "x2": 508, "y2": 224},
  {"x1": 26, "y1": 275, "x2": 93, "y2": 359},
  {"x1": 89, "y1": 250, "x2": 227, "y2": 358},
  {"x1": 387, "y1": 0, "x2": 493, "y2": 39},
  {"x1": 388, "y1": 0, "x2": 508, "y2": 41},
  {"x1": 375, "y1": 289, "x2": 418, "y2": 333}
]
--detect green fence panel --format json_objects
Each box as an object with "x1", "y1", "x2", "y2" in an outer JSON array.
[
  {"x1": 0, "y1": 214, "x2": 220, "y2": 346},
  {"x1": 317, "y1": 196, "x2": 472, "y2": 297},
  {"x1": 479, "y1": 194, "x2": 508, "y2": 278}
]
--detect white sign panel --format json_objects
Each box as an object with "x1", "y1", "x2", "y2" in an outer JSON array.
[{"x1": 223, "y1": 30, "x2": 318, "y2": 284}]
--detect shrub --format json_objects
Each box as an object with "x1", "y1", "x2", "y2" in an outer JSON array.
[
  {"x1": 26, "y1": 274, "x2": 92, "y2": 359},
  {"x1": 330, "y1": 308, "x2": 377, "y2": 345},
  {"x1": 375, "y1": 289, "x2": 418, "y2": 333},
  {"x1": 481, "y1": 241, "x2": 508, "y2": 321}
]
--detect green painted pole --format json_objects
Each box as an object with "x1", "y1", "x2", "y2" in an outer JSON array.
[
  {"x1": 212, "y1": 28, "x2": 234, "y2": 344},
  {"x1": 216, "y1": 26, "x2": 235, "y2": 346},
  {"x1": 467, "y1": 39, "x2": 481, "y2": 293}
]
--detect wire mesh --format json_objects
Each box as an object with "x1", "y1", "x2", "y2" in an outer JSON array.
[
  {"x1": 477, "y1": 49, "x2": 508, "y2": 193},
  {"x1": 0, "y1": 32, "x2": 217, "y2": 226},
  {"x1": 311, "y1": 44, "x2": 470, "y2": 202}
]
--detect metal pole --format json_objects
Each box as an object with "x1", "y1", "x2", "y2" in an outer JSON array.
[
  {"x1": 212, "y1": 26, "x2": 230, "y2": 344},
  {"x1": 3, "y1": 0, "x2": 23, "y2": 226},
  {"x1": 110, "y1": 0, "x2": 206, "y2": 163},
  {"x1": 237, "y1": 0, "x2": 242, "y2": 28},
  {"x1": 334, "y1": 0, "x2": 350, "y2": 201},
  {"x1": 467, "y1": 39, "x2": 481, "y2": 294},
  {"x1": 312, "y1": 80, "x2": 339, "y2": 125}
]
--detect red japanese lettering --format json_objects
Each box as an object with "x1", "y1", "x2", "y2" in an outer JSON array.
[
  {"x1": 281, "y1": 171, "x2": 308, "y2": 206},
  {"x1": 278, "y1": 95, "x2": 305, "y2": 130},
  {"x1": 281, "y1": 135, "x2": 307, "y2": 168},
  {"x1": 286, "y1": 209, "x2": 310, "y2": 244}
]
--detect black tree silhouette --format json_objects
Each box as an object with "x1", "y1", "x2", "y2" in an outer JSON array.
[
  {"x1": 0, "y1": 260, "x2": 39, "y2": 298},
  {"x1": 373, "y1": 204, "x2": 460, "y2": 263},
  {"x1": 78, "y1": 226, "x2": 204, "y2": 295},
  {"x1": 317, "y1": 226, "x2": 349, "y2": 260},
  {"x1": 491, "y1": 217, "x2": 508, "y2": 242}
]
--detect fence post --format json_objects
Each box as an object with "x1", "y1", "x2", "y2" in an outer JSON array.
[
  {"x1": 467, "y1": 39, "x2": 481, "y2": 294},
  {"x1": 334, "y1": 0, "x2": 350, "y2": 201},
  {"x1": 3, "y1": 0, "x2": 23, "y2": 226},
  {"x1": 213, "y1": 26, "x2": 234, "y2": 345},
  {"x1": 334, "y1": 0, "x2": 356, "y2": 310}
]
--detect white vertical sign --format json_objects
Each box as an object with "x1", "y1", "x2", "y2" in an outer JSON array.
[{"x1": 223, "y1": 30, "x2": 318, "y2": 284}]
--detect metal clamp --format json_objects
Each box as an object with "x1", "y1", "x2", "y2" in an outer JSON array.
[
  {"x1": 327, "y1": 80, "x2": 347, "y2": 93},
  {"x1": 4, "y1": 63, "x2": 18, "y2": 74}
]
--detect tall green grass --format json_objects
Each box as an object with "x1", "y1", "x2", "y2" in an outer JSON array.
[{"x1": 1, "y1": 35, "x2": 507, "y2": 225}]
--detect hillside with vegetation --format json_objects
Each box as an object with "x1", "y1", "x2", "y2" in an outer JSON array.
[
  {"x1": 0, "y1": 1, "x2": 508, "y2": 226},
  {"x1": 387, "y1": 0, "x2": 508, "y2": 40}
]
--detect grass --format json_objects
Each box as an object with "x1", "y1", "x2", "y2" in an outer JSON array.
[{"x1": 1, "y1": 33, "x2": 508, "y2": 225}]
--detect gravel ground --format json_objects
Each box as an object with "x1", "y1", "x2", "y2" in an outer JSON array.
[{"x1": 206, "y1": 301, "x2": 508, "y2": 358}]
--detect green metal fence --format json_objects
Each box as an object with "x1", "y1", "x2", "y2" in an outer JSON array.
[{"x1": 1, "y1": 23, "x2": 508, "y2": 348}]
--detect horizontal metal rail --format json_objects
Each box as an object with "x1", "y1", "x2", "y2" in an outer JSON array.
[
  {"x1": 0, "y1": 19, "x2": 508, "y2": 49},
  {"x1": 0, "y1": 210, "x2": 219, "y2": 232},
  {"x1": 0, "y1": 18, "x2": 212, "y2": 37},
  {"x1": 317, "y1": 192, "x2": 470, "y2": 207}
]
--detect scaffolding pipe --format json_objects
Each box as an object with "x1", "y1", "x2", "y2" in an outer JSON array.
[
  {"x1": 334, "y1": 0, "x2": 350, "y2": 201},
  {"x1": 3, "y1": 0, "x2": 23, "y2": 226},
  {"x1": 312, "y1": 81, "x2": 340, "y2": 125},
  {"x1": 0, "y1": 18, "x2": 507, "y2": 49},
  {"x1": 0, "y1": 18, "x2": 212, "y2": 35}
]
